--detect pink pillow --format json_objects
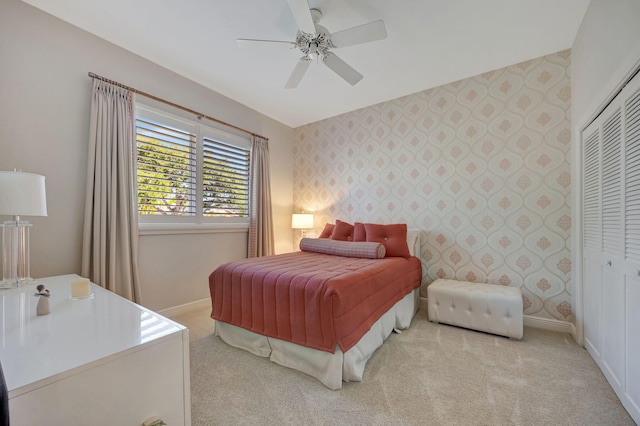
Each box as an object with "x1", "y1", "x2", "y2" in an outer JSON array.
[
  {"x1": 364, "y1": 223, "x2": 411, "y2": 258},
  {"x1": 331, "y1": 220, "x2": 354, "y2": 241},
  {"x1": 300, "y1": 238, "x2": 386, "y2": 259},
  {"x1": 319, "y1": 223, "x2": 335, "y2": 238},
  {"x1": 353, "y1": 222, "x2": 366, "y2": 242}
]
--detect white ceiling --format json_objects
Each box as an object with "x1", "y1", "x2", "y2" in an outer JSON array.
[{"x1": 22, "y1": 0, "x2": 590, "y2": 128}]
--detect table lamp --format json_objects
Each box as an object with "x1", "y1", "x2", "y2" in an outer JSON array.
[
  {"x1": 0, "y1": 171, "x2": 47, "y2": 288},
  {"x1": 291, "y1": 213, "x2": 314, "y2": 238}
]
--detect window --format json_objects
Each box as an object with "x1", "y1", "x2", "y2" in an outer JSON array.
[{"x1": 135, "y1": 105, "x2": 251, "y2": 225}]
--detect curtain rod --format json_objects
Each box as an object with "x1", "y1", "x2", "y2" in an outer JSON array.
[{"x1": 88, "y1": 72, "x2": 268, "y2": 141}]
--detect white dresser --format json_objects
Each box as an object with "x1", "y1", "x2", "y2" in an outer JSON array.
[{"x1": 0, "y1": 275, "x2": 190, "y2": 425}]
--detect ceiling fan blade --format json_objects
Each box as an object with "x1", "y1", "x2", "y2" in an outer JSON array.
[
  {"x1": 323, "y1": 53, "x2": 363, "y2": 86},
  {"x1": 286, "y1": 0, "x2": 316, "y2": 34},
  {"x1": 285, "y1": 58, "x2": 312, "y2": 89},
  {"x1": 237, "y1": 39, "x2": 296, "y2": 49},
  {"x1": 330, "y1": 20, "x2": 387, "y2": 48}
]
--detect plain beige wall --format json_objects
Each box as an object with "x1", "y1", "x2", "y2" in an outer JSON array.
[
  {"x1": 571, "y1": 0, "x2": 640, "y2": 126},
  {"x1": 0, "y1": 0, "x2": 295, "y2": 310},
  {"x1": 570, "y1": 0, "x2": 640, "y2": 342}
]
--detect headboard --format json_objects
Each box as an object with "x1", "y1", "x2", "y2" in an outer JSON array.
[{"x1": 407, "y1": 228, "x2": 421, "y2": 257}]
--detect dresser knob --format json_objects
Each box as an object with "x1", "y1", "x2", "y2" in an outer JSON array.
[{"x1": 606, "y1": 260, "x2": 612, "y2": 266}]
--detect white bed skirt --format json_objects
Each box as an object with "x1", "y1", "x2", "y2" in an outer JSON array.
[{"x1": 214, "y1": 288, "x2": 420, "y2": 390}]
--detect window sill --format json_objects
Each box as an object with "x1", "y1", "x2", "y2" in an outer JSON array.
[{"x1": 139, "y1": 222, "x2": 249, "y2": 236}]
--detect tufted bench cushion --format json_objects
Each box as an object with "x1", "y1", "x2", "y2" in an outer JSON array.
[{"x1": 427, "y1": 279, "x2": 523, "y2": 339}]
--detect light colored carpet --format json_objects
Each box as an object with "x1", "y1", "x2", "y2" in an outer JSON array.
[{"x1": 172, "y1": 307, "x2": 634, "y2": 426}]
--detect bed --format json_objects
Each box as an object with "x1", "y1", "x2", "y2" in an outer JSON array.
[{"x1": 209, "y1": 224, "x2": 423, "y2": 390}]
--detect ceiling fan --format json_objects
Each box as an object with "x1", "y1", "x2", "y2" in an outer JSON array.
[{"x1": 236, "y1": 0, "x2": 387, "y2": 89}]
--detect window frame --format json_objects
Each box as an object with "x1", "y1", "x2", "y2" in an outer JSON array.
[{"x1": 135, "y1": 104, "x2": 252, "y2": 232}]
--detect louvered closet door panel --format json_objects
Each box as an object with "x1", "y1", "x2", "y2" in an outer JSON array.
[
  {"x1": 583, "y1": 129, "x2": 601, "y2": 257},
  {"x1": 626, "y1": 86, "x2": 640, "y2": 267},
  {"x1": 582, "y1": 126, "x2": 602, "y2": 356},
  {"x1": 602, "y1": 110, "x2": 623, "y2": 257},
  {"x1": 624, "y1": 82, "x2": 640, "y2": 419},
  {"x1": 598, "y1": 106, "x2": 625, "y2": 388}
]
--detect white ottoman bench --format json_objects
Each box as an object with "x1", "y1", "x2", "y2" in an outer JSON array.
[{"x1": 427, "y1": 279, "x2": 523, "y2": 339}]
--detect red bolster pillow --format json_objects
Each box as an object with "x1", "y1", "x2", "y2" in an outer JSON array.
[{"x1": 300, "y1": 238, "x2": 386, "y2": 259}]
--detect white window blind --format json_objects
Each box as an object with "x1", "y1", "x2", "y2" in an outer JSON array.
[
  {"x1": 136, "y1": 116, "x2": 196, "y2": 216},
  {"x1": 135, "y1": 105, "x2": 251, "y2": 224},
  {"x1": 202, "y1": 137, "x2": 250, "y2": 217}
]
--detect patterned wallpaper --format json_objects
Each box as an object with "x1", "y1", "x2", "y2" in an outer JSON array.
[{"x1": 293, "y1": 50, "x2": 572, "y2": 322}]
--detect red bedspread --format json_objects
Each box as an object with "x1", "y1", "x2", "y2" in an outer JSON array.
[{"x1": 209, "y1": 251, "x2": 422, "y2": 353}]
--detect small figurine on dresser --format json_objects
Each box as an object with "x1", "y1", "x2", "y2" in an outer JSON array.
[{"x1": 35, "y1": 284, "x2": 50, "y2": 316}]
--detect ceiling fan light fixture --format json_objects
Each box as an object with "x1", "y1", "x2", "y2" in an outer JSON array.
[{"x1": 308, "y1": 42, "x2": 318, "y2": 59}]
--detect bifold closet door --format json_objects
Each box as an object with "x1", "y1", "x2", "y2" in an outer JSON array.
[
  {"x1": 601, "y1": 108, "x2": 625, "y2": 389},
  {"x1": 582, "y1": 126, "x2": 602, "y2": 358},
  {"x1": 581, "y1": 69, "x2": 640, "y2": 423},
  {"x1": 583, "y1": 102, "x2": 625, "y2": 388},
  {"x1": 623, "y1": 80, "x2": 640, "y2": 417}
]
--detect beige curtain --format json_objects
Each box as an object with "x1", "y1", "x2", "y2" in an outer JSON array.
[
  {"x1": 248, "y1": 135, "x2": 274, "y2": 257},
  {"x1": 81, "y1": 79, "x2": 141, "y2": 302}
]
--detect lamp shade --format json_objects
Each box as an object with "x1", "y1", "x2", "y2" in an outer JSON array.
[
  {"x1": 291, "y1": 213, "x2": 313, "y2": 229},
  {"x1": 0, "y1": 171, "x2": 47, "y2": 217}
]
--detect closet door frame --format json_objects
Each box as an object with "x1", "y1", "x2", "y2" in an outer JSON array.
[
  {"x1": 574, "y1": 56, "x2": 640, "y2": 348},
  {"x1": 577, "y1": 65, "x2": 640, "y2": 424}
]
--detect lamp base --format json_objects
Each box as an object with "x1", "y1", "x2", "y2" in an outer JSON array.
[
  {"x1": 0, "y1": 280, "x2": 17, "y2": 289},
  {"x1": 1, "y1": 220, "x2": 35, "y2": 290},
  {"x1": 0, "y1": 277, "x2": 38, "y2": 289}
]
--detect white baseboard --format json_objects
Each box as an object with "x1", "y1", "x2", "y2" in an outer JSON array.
[
  {"x1": 420, "y1": 297, "x2": 574, "y2": 335},
  {"x1": 166, "y1": 297, "x2": 575, "y2": 336},
  {"x1": 523, "y1": 315, "x2": 574, "y2": 334},
  {"x1": 158, "y1": 298, "x2": 210, "y2": 319},
  {"x1": 570, "y1": 323, "x2": 579, "y2": 345},
  {"x1": 419, "y1": 296, "x2": 429, "y2": 312}
]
